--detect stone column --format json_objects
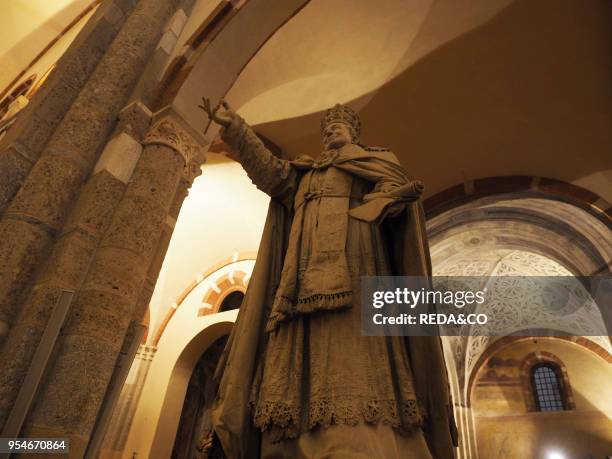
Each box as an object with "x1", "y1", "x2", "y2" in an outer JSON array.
[
  {"x1": 0, "y1": 102, "x2": 152, "y2": 431},
  {"x1": 0, "y1": 0, "x2": 138, "y2": 215},
  {"x1": 0, "y1": 0, "x2": 180, "y2": 350},
  {"x1": 20, "y1": 108, "x2": 206, "y2": 458}
]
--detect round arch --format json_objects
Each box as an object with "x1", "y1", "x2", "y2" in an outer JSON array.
[
  {"x1": 467, "y1": 335, "x2": 612, "y2": 407},
  {"x1": 430, "y1": 189, "x2": 612, "y2": 383},
  {"x1": 468, "y1": 336, "x2": 612, "y2": 458},
  {"x1": 123, "y1": 311, "x2": 236, "y2": 459},
  {"x1": 428, "y1": 190, "x2": 612, "y2": 278},
  {"x1": 424, "y1": 175, "x2": 612, "y2": 228},
  {"x1": 149, "y1": 319, "x2": 233, "y2": 459},
  {"x1": 150, "y1": 254, "x2": 255, "y2": 346},
  {"x1": 428, "y1": 185, "x2": 612, "y2": 458}
]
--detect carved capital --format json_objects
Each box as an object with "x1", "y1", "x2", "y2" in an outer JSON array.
[
  {"x1": 144, "y1": 118, "x2": 201, "y2": 164},
  {"x1": 183, "y1": 158, "x2": 204, "y2": 183},
  {"x1": 144, "y1": 106, "x2": 208, "y2": 165}
]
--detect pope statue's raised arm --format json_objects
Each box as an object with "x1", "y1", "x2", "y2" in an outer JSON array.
[
  {"x1": 200, "y1": 98, "x2": 457, "y2": 459},
  {"x1": 221, "y1": 110, "x2": 298, "y2": 208}
]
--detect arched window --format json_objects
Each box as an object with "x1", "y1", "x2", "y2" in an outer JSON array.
[
  {"x1": 530, "y1": 362, "x2": 566, "y2": 411},
  {"x1": 520, "y1": 351, "x2": 575, "y2": 412},
  {"x1": 219, "y1": 290, "x2": 244, "y2": 312}
]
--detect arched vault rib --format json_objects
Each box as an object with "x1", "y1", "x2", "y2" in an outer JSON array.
[{"x1": 429, "y1": 193, "x2": 612, "y2": 401}]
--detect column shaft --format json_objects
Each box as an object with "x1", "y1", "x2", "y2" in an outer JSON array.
[
  {"x1": 21, "y1": 112, "x2": 205, "y2": 458},
  {"x1": 0, "y1": 0, "x2": 179, "y2": 346},
  {"x1": 101, "y1": 344, "x2": 156, "y2": 455},
  {"x1": 0, "y1": 102, "x2": 151, "y2": 429}
]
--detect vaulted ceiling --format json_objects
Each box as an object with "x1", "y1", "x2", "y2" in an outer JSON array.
[
  {"x1": 4, "y1": 0, "x2": 610, "y2": 203},
  {"x1": 219, "y1": 0, "x2": 612, "y2": 202},
  {"x1": 0, "y1": 0, "x2": 95, "y2": 94}
]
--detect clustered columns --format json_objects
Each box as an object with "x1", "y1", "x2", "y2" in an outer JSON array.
[
  {"x1": 0, "y1": 0, "x2": 208, "y2": 455},
  {"x1": 11, "y1": 107, "x2": 204, "y2": 457},
  {"x1": 0, "y1": 0, "x2": 181, "y2": 349},
  {"x1": 0, "y1": 0, "x2": 138, "y2": 216},
  {"x1": 0, "y1": 101, "x2": 150, "y2": 432}
]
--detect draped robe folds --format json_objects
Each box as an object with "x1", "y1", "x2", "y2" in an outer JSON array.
[{"x1": 212, "y1": 115, "x2": 458, "y2": 458}]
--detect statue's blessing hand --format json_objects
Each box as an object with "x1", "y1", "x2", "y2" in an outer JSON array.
[{"x1": 199, "y1": 97, "x2": 235, "y2": 127}]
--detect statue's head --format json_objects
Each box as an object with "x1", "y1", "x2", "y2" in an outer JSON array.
[{"x1": 320, "y1": 104, "x2": 361, "y2": 150}]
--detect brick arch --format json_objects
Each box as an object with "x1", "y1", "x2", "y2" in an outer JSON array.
[
  {"x1": 151, "y1": 252, "x2": 255, "y2": 346},
  {"x1": 519, "y1": 351, "x2": 575, "y2": 411},
  {"x1": 199, "y1": 271, "x2": 248, "y2": 316},
  {"x1": 427, "y1": 185, "x2": 612, "y2": 377},
  {"x1": 424, "y1": 175, "x2": 612, "y2": 228}
]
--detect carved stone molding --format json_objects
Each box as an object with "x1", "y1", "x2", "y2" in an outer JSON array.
[
  {"x1": 144, "y1": 118, "x2": 201, "y2": 165},
  {"x1": 144, "y1": 106, "x2": 208, "y2": 166}
]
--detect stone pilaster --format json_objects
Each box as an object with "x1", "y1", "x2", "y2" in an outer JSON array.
[
  {"x1": 0, "y1": 102, "x2": 152, "y2": 432},
  {"x1": 21, "y1": 108, "x2": 206, "y2": 458},
  {"x1": 0, "y1": 0, "x2": 180, "y2": 352}
]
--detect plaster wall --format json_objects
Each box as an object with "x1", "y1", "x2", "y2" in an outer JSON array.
[
  {"x1": 226, "y1": 0, "x2": 515, "y2": 124},
  {"x1": 122, "y1": 303, "x2": 238, "y2": 458},
  {"x1": 472, "y1": 338, "x2": 612, "y2": 459},
  {"x1": 147, "y1": 153, "x2": 268, "y2": 338}
]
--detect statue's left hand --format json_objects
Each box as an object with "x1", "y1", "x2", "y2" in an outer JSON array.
[{"x1": 199, "y1": 97, "x2": 235, "y2": 127}]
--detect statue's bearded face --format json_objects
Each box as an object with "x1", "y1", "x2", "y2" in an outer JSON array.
[{"x1": 322, "y1": 122, "x2": 354, "y2": 150}]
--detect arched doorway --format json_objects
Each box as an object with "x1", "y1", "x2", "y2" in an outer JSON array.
[
  {"x1": 170, "y1": 290, "x2": 244, "y2": 458},
  {"x1": 218, "y1": 291, "x2": 244, "y2": 312},
  {"x1": 171, "y1": 334, "x2": 228, "y2": 459}
]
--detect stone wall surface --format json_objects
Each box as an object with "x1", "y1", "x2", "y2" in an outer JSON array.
[
  {"x1": 472, "y1": 339, "x2": 612, "y2": 459},
  {"x1": 0, "y1": 102, "x2": 152, "y2": 433}
]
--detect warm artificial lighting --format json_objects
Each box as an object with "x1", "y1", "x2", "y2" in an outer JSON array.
[{"x1": 547, "y1": 450, "x2": 566, "y2": 459}]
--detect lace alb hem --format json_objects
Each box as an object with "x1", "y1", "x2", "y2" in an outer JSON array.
[{"x1": 252, "y1": 397, "x2": 422, "y2": 442}]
